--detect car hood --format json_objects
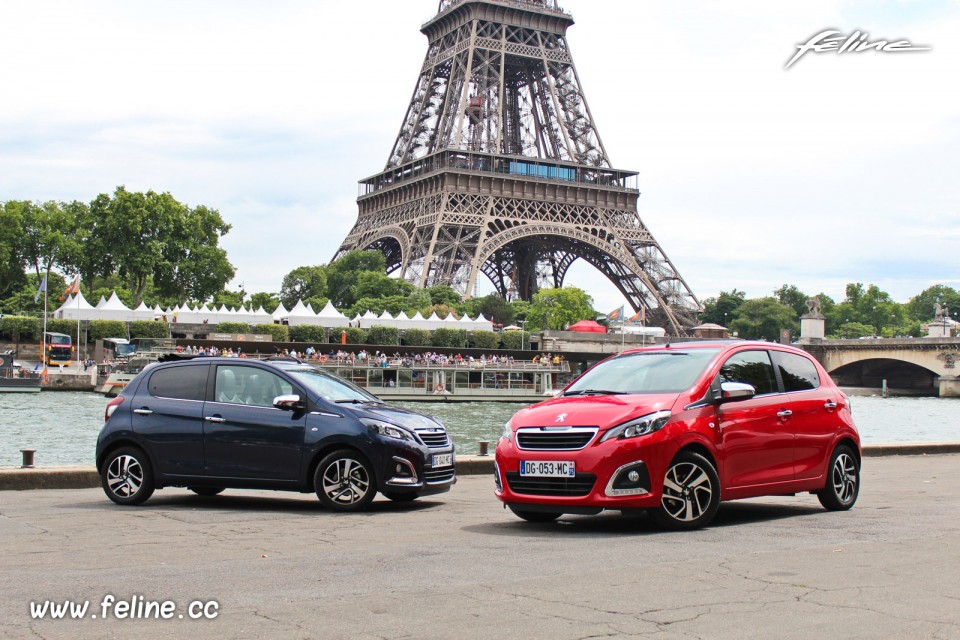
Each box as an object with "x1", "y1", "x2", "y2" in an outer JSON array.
[
  {"x1": 349, "y1": 403, "x2": 445, "y2": 431},
  {"x1": 511, "y1": 393, "x2": 682, "y2": 429}
]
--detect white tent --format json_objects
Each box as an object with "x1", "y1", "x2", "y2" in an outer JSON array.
[
  {"x1": 286, "y1": 299, "x2": 322, "y2": 326},
  {"x1": 272, "y1": 303, "x2": 289, "y2": 323},
  {"x1": 425, "y1": 312, "x2": 444, "y2": 330},
  {"x1": 95, "y1": 295, "x2": 107, "y2": 308},
  {"x1": 55, "y1": 291, "x2": 99, "y2": 320},
  {"x1": 470, "y1": 313, "x2": 494, "y2": 332},
  {"x1": 357, "y1": 310, "x2": 380, "y2": 329},
  {"x1": 375, "y1": 311, "x2": 397, "y2": 328},
  {"x1": 407, "y1": 311, "x2": 430, "y2": 330},
  {"x1": 251, "y1": 305, "x2": 274, "y2": 325},
  {"x1": 316, "y1": 301, "x2": 349, "y2": 328},
  {"x1": 96, "y1": 292, "x2": 136, "y2": 321},
  {"x1": 133, "y1": 301, "x2": 154, "y2": 321},
  {"x1": 174, "y1": 304, "x2": 198, "y2": 324}
]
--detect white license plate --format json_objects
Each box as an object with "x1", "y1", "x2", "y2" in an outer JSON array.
[
  {"x1": 519, "y1": 460, "x2": 575, "y2": 477},
  {"x1": 432, "y1": 453, "x2": 453, "y2": 468}
]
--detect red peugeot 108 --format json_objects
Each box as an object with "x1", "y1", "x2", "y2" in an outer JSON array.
[{"x1": 495, "y1": 341, "x2": 861, "y2": 529}]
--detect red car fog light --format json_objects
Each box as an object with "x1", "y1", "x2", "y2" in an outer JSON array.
[{"x1": 605, "y1": 461, "x2": 651, "y2": 497}]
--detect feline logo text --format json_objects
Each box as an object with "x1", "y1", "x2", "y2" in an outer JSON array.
[{"x1": 786, "y1": 30, "x2": 930, "y2": 69}]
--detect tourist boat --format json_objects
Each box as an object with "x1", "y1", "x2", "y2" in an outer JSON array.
[
  {"x1": 0, "y1": 352, "x2": 41, "y2": 393},
  {"x1": 96, "y1": 348, "x2": 574, "y2": 402},
  {"x1": 95, "y1": 338, "x2": 180, "y2": 397},
  {"x1": 310, "y1": 355, "x2": 573, "y2": 402}
]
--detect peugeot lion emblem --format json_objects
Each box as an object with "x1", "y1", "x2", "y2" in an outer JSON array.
[{"x1": 554, "y1": 413, "x2": 567, "y2": 423}]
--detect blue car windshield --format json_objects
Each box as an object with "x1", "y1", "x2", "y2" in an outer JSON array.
[
  {"x1": 564, "y1": 349, "x2": 721, "y2": 395},
  {"x1": 279, "y1": 365, "x2": 380, "y2": 403}
]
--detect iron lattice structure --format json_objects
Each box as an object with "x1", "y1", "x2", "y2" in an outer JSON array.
[{"x1": 335, "y1": 0, "x2": 700, "y2": 334}]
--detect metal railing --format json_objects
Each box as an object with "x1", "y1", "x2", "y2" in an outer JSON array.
[
  {"x1": 432, "y1": 0, "x2": 569, "y2": 25},
  {"x1": 312, "y1": 357, "x2": 570, "y2": 373}
]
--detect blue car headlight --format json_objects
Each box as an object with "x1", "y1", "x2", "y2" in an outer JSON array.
[
  {"x1": 361, "y1": 418, "x2": 414, "y2": 441},
  {"x1": 599, "y1": 410, "x2": 672, "y2": 442}
]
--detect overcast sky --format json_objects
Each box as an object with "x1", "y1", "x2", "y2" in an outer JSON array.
[{"x1": 2, "y1": 0, "x2": 958, "y2": 314}]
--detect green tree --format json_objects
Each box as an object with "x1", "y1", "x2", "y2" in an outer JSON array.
[
  {"x1": 153, "y1": 204, "x2": 234, "y2": 305},
  {"x1": 279, "y1": 266, "x2": 328, "y2": 308},
  {"x1": 424, "y1": 285, "x2": 462, "y2": 307},
  {"x1": 0, "y1": 201, "x2": 28, "y2": 297},
  {"x1": 729, "y1": 297, "x2": 798, "y2": 341},
  {"x1": 832, "y1": 321, "x2": 876, "y2": 339},
  {"x1": 774, "y1": 284, "x2": 810, "y2": 318},
  {"x1": 87, "y1": 187, "x2": 233, "y2": 306},
  {"x1": 460, "y1": 293, "x2": 514, "y2": 326},
  {"x1": 527, "y1": 287, "x2": 596, "y2": 330},
  {"x1": 907, "y1": 285, "x2": 960, "y2": 322},
  {"x1": 826, "y1": 283, "x2": 902, "y2": 336},
  {"x1": 509, "y1": 300, "x2": 531, "y2": 324},
  {"x1": 325, "y1": 250, "x2": 386, "y2": 308},
  {"x1": 424, "y1": 304, "x2": 459, "y2": 319},
  {"x1": 355, "y1": 272, "x2": 414, "y2": 300},
  {"x1": 700, "y1": 289, "x2": 746, "y2": 327},
  {"x1": 18, "y1": 200, "x2": 84, "y2": 301},
  {"x1": 249, "y1": 292, "x2": 280, "y2": 314},
  {"x1": 213, "y1": 289, "x2": 245, "y2": 310}
]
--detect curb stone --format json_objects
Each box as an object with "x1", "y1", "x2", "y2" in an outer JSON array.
[{"x1": 2, "y1": 443, "x2": 959, "y2": 491}]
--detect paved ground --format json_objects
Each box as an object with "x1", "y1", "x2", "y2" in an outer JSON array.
[{"x1": 2, "y1": 454, "x2": 958, "y2": 640}]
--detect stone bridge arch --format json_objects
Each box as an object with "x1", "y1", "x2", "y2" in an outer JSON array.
[{"x1": 804, "y1": 340, "x2": 960, "y2": 397}]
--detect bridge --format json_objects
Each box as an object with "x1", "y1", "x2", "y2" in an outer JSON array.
[{"x1": 800, "y1": 337, "x2": 960, "y2": 397}]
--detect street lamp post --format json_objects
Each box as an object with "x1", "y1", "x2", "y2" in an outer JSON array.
[{"x1": 519, "y1": 320, "x2": 527, "y2": 351}]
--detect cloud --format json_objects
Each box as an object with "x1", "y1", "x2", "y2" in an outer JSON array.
[{"x1": 1, "y1": 0, "x2": 957, "y2": 311}]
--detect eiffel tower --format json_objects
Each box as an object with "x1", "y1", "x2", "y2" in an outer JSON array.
[{"x1": 335, "y1": 0, "x2": 700, "y2": 334}]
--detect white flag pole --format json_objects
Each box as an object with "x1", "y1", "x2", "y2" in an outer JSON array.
[
  {"x1": 76, "y1": 280, "x2": 81, "y2": 371},
  {"x1": 41, "y1": 271, "x2": 48, "y2": 381}
]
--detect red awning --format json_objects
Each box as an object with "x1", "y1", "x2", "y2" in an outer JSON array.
[{"x1": 567, "y1": 320, "x2": 606, "y2": 333}]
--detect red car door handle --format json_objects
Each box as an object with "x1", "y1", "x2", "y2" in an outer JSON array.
[
  {"x1": 824, "y1": 401, "x2": 837, "y2": 411},
  {"x1": 777, "y1": 409, "x2": 793, "y2": 419}
]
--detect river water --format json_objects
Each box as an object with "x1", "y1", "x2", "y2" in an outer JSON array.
[{"x1": 0, "y1": 392, "x2": 957, "y2": 468}]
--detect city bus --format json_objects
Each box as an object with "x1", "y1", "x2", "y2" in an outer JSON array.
[{"x1": 43, "y1": 332, "x2": 74, "y2": 366}]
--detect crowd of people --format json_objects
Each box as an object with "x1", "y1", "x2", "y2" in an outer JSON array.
[
  {"x1": 267, "y1": 347, "x2": 566, "y2": 369},
  {"x1": 178, "y1": 345, "x2": 246, "y2": 358}
]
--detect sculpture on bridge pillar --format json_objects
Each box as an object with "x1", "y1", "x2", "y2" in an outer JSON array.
[
  {"x1": 928, "y1": 303, "x2": 953, "y2": 338},
  {"x1": 934, "y1": 302, "x2": 947, "y2": 322},
  {"x1": 799, "y1": 296, "x2": 826, "y2": 343}
]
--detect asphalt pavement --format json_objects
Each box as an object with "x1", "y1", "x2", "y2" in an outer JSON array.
[{"x1": 2, "y1": 454, "x2": 959, "y2": 639}]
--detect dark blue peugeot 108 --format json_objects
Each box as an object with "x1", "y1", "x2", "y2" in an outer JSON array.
[{"x1": 96, "y1": 357, "x2": 455, "y2": 510}]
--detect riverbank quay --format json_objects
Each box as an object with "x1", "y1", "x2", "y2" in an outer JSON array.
[
  {"x1": 1, "y1": 455, "x2": 958, "y2": 640},
  {"x1": 2, "y1": 443, "x2": 959, "y2": 491}
]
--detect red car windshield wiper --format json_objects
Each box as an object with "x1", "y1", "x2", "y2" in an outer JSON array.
[{"x1": 563, "y1": 389, "x2": 627, "y2": 396}]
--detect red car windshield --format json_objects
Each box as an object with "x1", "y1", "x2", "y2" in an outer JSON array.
[{"x1": 563, "y1": 349, "x2": 721, "y2": 396}]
